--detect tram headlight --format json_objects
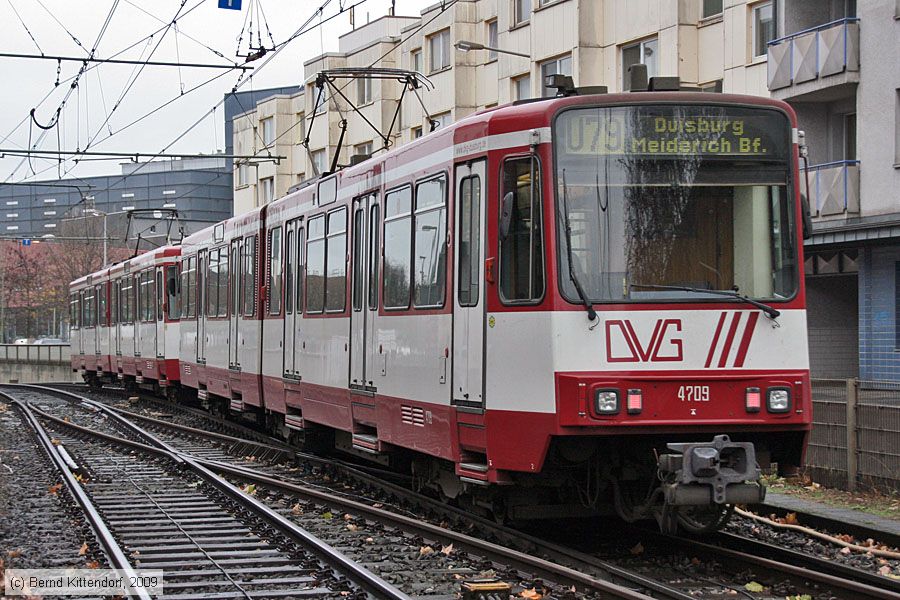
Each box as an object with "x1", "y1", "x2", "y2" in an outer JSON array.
[
  {"x1": 767, "y1": 387, "x2": 791, "y2": 413},
  {"x1": 595, "y1": 389, "x2": 620, "y2": 415}
]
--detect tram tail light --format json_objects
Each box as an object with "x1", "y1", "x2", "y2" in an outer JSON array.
[
  {"x1": 745, "y1": 387, "x2": 761, "y2": 413},
  {"x1": 626, "y1": 389, "x2": 642, "y2": 414}
]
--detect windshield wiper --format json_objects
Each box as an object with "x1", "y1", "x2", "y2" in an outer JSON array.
[
  {"x1": 559, "y1": 170, "x2": 596, "y2": 322},
  {"x1": 630, "y1": 283, "x2": 780, "y2": 320}
]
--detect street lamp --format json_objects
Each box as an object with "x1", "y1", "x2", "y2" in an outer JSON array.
[
  {"x1": 83, "y1": 208, "x2": 108, "y2": 267},
  {"x1": 454, "y1": 40, "x2": 530, "y2": 59}
]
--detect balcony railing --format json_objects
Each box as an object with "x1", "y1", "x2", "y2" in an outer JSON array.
[
  {"x1": 768, "y1": 18, "x2": 859, "y2": 92},
  {"x1": 804, "y1": 160, "x2": 859, "y2": 217}
]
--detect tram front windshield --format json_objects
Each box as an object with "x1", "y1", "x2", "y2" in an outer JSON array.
[{"x1": 554, "y1": 104, "x2": 798, "y2": 304}]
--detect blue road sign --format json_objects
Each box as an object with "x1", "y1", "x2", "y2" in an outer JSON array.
[
  {"x1": 218, "y1": 0, "x2": 242, "y2": 9},
  {"x1": 21, "y1": 239, "x2": 31, "y2": 246}
]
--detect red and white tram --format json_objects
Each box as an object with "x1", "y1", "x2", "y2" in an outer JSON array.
[{"x1": 73, "y1": 86, "x2": 812, "y2": 532}]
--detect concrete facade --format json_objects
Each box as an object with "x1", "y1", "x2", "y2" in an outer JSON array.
[
  {"x1": 769, "y1": 0, "x2": 900, "y2": 381},
  {"x1": 0, "y1": 157, "x2": 233, "y2": 240}
]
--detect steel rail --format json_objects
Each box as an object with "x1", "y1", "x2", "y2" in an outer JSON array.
[
  {"x1": 34, "y1": 383, "x2": 900, "y2": 599},
  {"x1": 9, "y1": 389, "x2": 410, "y2": 600},
  {"x1": 3, "y1": 395, "x2": 152, "y2": 600},
  {"x1": 713, "y1": 531, "x2": 900, "y2": 593}
]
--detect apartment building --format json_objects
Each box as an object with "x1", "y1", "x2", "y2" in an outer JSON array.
[
  {"x1": 234, "y1": 0, "x2": 780, "y2": 214},
  {"x1": 766, "y1": 0, "x2": 900, "y2": 380}
]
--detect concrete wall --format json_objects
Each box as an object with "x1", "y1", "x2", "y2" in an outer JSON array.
[{"x1": 0, "y1": 363, "x2": 79, "y2": 384}]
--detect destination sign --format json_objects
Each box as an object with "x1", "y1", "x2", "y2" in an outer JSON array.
[{"x1": 558, "y1": 107, "x2": 788, "y2": 159}]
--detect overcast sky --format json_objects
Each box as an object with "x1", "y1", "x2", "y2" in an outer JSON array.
[{"x1": 0, "y1": 0, "x2": 433, "y2": 183}]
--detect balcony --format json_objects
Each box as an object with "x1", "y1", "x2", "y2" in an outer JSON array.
[
  {"x1": 805, "y1": 160, "x2": 859, "y2": 219},
  {"x1": 768, "y1": 18, "x2": 859, "y2": 101}
]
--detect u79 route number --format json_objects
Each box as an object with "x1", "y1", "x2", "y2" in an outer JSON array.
[{"x1": 678, "y1": 385, "x2": 710, "y2": 402}]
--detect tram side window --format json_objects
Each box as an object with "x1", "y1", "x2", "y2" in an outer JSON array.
[
  {"x1": 142, "y1": 271, "x2": 154, "y2": 322},
  {"x1": 207, "y1": 251, "x2": 219, "y2": 317},
  {"x1": 326, "y1": 208, "x2": 347, "y2": 312},
  {"x1": 70, "y1": 293, "x2": 79, "y2": 329},
  {"x1": 110, "y1": 282, "x2": 118, "y2": 325},
  {"x1": 167, "y1": 266, "x2": 179, "y2": 320},
  {"x1": 242, "y1": 237, "x2": 256, "y2": 316},
  {"x1": 352, "y1": 207, "x2": 364, "y2": 312},
  {"x1": 268, "y1": 227, "x2": 283, "y2": 316},
  {"x1": 414, "y1": 175, "x2": 447, "y2": 308},
  {"x1": 295, "y1": 228, "x2": 304, "y2": 313},
  {"x1": 499, "y1": 156, "x2": 545, "y2": 303},
  {"x1": 368, "y1": 204, "x2": 380, "y2": 310},
  {"x1": 383, "y1": 186, "x2": 412, "y2": 309},
  {"x1": 99, "y1": 286, "x2": 108, "y2": 326},
  {"x1": 458, "y1": 175, "x2": 482, "y2": 307},
  {"x1": 156, "y1": 270, "x2": 164, "y2": 321},
  {"x1": 180, "y1": 257, "x2": 194, "y2": 319},
  {"x1": 120, "y1": 279, "x2": 130, "y2": 324},
  {"x1": 286, "y1": 229, "x2": 294, "y2": 314},
  {"x1": 306, "y1": 217, "x2": 326, "y2": 313},
  {"x1": 217, "y1": 249, "x2": 229, "y2": 317}
]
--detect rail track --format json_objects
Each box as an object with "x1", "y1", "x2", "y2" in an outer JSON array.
[{"x1": 20, "y1": 382, "x2": 900, "y2": 600}]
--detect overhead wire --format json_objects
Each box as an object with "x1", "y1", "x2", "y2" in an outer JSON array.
[{"x1": 7, "y1": 0, "x2": 44, "y2": 55}]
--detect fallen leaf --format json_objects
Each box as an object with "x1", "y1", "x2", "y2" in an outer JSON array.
[
  {"x1": 744, "y1": 581, "x2": 764, "y2": 593},
  {"x1": 291, "y1": 503, "x2": 303, "y2": 515},
  {"x1": 690, "y1": 557, "x2": 702, "y2": 566},
  {"x1": 7, "y1": 550, "x2": 22, "y2": 558},
  {"x1": 47, "y1": 483, "x2": 62, "y2": 495},
  {"x1": 879, "y1": 566, "x2": 892, "y2": 576},
  {"x1": 343, "y1": 513, "x2": 353, "y2": 521},
  {"x1": 840, "y1": 547, "x2": 852, "y2": 555},
  {"x1": 519, "y1": 588, "x2": 542, "y2": 599},
  {"x1": 78, "y1": 542, "x2": 88, "y2": 556},
  {"x1": 372, "y1": 503, "x2": 383, "y2": 508},
  {"x1": 364, "y1": 537, "x2": 374, "y2": 543},
  {"x1": 629, "y1": 542, "x2": 644, "y2": 556},
  {"x1": 346, "y1": 524, "x2": 359, "y2": 532},
  {"x1": 321, "y1": 511, "x2": 333, "y2": 520},
  {"x1": 783, "y1": 512, "x2": 799, "y2": 525},
  {"x1": 51, "y1": 438, "x2": 61, "y2": 446},
  {"x1": 441, "y1": 543, "x2": 454, "y2": 555},
  {"x1": 85, "y1": 560, "x2": 100, "y2": 569},
  {"x1": 419, "y1": 546, "x2": 434, "y2": 557},
  {"x1": 240, "y1": 484, "x2": 257, "y2": 496}
]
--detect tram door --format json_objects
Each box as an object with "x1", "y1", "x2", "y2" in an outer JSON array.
[
  {"x1": 155, "y1": 268, "x2": 164, "y2": 358},
  {"x1": 94, "y1": 284, "x2": 102, "y2": 356},
  {"x1": 283, "y1": 219, "x2": 303, "y2": 378},
  {"x1": 452, "y1": 160, "x2": 486, "y2": 408},
  {"x1": 229, "y1": 238, "x2": 241, "y2": 369},
  {"x1": 197, "y1": 250, "x2": 207, "y2": 364},
  {"x1": 349, "y1": 193, "x2": 378, "y2": 390}
]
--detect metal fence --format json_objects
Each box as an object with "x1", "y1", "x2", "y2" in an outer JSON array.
[
  {"x1": 0, "y1": 344, "x2": 71, "y2": 365},
  {"x1": 807, "y1": 378, "x2": 900, "y2": 492}
]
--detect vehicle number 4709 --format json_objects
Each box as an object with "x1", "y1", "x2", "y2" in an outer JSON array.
[{"x1": 678, "y1": 385, "x2": 710, "y2": 402}]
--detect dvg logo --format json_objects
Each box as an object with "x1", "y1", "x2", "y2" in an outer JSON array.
[{"x1": 605, "y1": 319, "x2": 683, "y2": 363}]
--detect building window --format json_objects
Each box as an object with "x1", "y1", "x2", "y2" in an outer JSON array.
[
  {"x1": 896, "y1": 262, "x2": 900, "y2": 350},
  {"x1": 311, "y1": 85, "x2": 327, "y2": 114},
  {"x1": 702, "y1": 0, "x2": 723, "y2": 18},
  {"x1": 412, "y1": 126, "x2": 423, "y2": 139},
  {"x1": 843, "y1": 113, "x2": 856, "y2": 161},
  {"x1": 5, "y1": 213, "x2": 17, "y2": 218},
  {"x1": 411, "y1": 48, "x2": 423, "y2": 73},
  {"x1": 354, "y1": 141, "x2": 373, "y2": 157},
  {"x1": 752, "y1": 1, "x2": 775, "y2": 58},
  {"x1": 514, "y1": 74, "x2": 531, "y2": 100},
  {"x1": 261, "y1": 117, "x2": 275, "y2": 146},
  {"x1": 487, "y1": 20, "x2": 498, "y2": 61},
  {"x1": 261, "y1": 177, "x2": 274, "y2": 205},
  {"x1": 540, "y1": 54, "x2": 572, "y2": 97},
  {"x1": 621, "y1": 37, "x2": 658, "y2": 88},
  {"x1": 413, "y1": 176, "x2": 447, "y2": 307},
  {"x1": 237, "y1": 162, "x2": 249, "y2": 187},
  {"x1": 514, "y1": 0, "x2": 532, "y2": 24},
  {"x1": 383, "y1": 186, "x2": 413, "y2": 309},
  {"x1": 432, "y1": 112, "x2": 452, "y2": 130},
  {"x1": 429, "y1": 29, "x2": 451, "y2": 72},
  {"x1": 311, "y1": 149, "x2": 327, "y2": 176},
  {"x1": 894, "y1": 90, "x2": 900, "y2": 166},
  {"x1": 499, "y1": 156, "x2": 544, "y2": 303},
  {"x1": 357, "y1": 76, "x2": 372, "y2": 104}
]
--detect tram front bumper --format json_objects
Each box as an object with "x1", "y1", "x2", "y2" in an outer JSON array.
[{"x1": 657, "y1": 434, "x2": 766, "y2": 506}]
